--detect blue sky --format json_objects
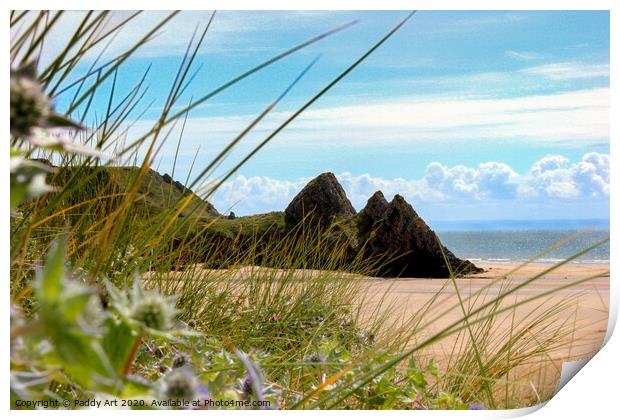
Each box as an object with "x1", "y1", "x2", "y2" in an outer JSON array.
[{"x1": 43, "y1": 11, "x2": 610, "y2": 221}]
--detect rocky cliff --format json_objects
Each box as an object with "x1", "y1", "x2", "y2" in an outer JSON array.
[{"x1": 280, "y1": 172, "x2": 481, "y2": 277}]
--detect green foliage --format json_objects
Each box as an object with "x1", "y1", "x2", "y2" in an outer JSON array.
[{"x1": 11, "y1": 241, "x2": 275, "y2": 409}]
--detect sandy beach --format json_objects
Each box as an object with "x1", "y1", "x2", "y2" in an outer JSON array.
[
  {"x1": 156, "y1": 262, "x2": 610, "y2": 365},
  {"x1": 149, "y1": 260, "x2": 609, "y2": 403},
  {"x1": 363, "y1": 262, "x2": 610, "y2": 401}
]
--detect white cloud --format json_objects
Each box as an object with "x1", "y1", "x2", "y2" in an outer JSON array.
[
  {"x1": 210, "y1": 153, "x2": 610, "y2": 215},
  {"x1": 13, "y1": 10, "x2": 350, "y2": 65},
  {"x1": 131, "y1": 86, "x2": 609, "y2": 154},
  {"x1": 505, "y1": 50, "x2": 542, "y2": 61},
  {"x1": 210, "y1": 175, "x2": 305, "y2": 215},
  {"x1": 526, "y1": 152, "x2": 609, "y2": 199},
  {"x1": 520, "y1": 62, "x2": 610, "y2": 80},
  {"x1": 290, "y1": 88, "x2": 609, "y2": 144}
]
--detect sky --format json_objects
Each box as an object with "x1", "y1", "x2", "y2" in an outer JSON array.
[{"x1": 37, "y1": 10, "x2": 610, "y2": 222}]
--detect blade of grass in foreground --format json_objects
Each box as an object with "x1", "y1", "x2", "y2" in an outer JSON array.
[
  {"x1": 442, "y1": 245, "x2": 497, "y2": 408},
  {"x1": 65, "y1": 11, "x2": 180, "y2": 114},
  {"x1": 200, "y1": 11, "x2": 417, "y2": 198},
  {"x1": 187, "y1": 54, "x2": 322, "y2": 192},
  {"x1": 115, "y1": 19, "x2": 359, "y2": 157}
]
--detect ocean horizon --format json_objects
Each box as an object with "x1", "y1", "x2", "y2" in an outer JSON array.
[
  {"x1": 435, "y1": 222, "x2": 609, "y2": 264},
  {"x1": 430, "y1": 218, "x2": 609, "y2": 232}
]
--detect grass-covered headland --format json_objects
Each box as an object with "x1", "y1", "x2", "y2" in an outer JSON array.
[{"x1": 10, "y1": 11, "x2": 608, "y2": 410}]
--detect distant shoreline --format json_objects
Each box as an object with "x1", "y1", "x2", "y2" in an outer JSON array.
[
  {"x1": 432, "y1": 219, "x2": 609, "y2": 231},
  {"x1": 464, "y1": 259, "x2": 610, "y2": 265}
]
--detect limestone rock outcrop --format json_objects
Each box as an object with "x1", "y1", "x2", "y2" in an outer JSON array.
[
  {"x1": 284, "y1": 172, "x2": 356, "y2": 227},
  {"x1": 357, "y1": 192, "x2": 482, "y2": 277}
]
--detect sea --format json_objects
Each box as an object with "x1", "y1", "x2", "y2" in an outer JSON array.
[{"x1": 433, "y1": 219, "x2": 609, "y2": 264}]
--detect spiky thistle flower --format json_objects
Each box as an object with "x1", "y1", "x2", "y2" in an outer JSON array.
[
  {"x1": 159, "y1": 368, "x2": 199, "y2": 400},
  {"x1": 305, "y1": 353, "x2": 326, "y2": 364},
  {"x1": 130, "y1": 293, "x2": 176, "y2": 332},
  {"x1": 10, "y1": 74, "x2": 50, "y2": 139},
  {"x1": 104, "y1": 276, "x2": 191, "y2": 339},
  {"x1": 126, "y1": 275, "x2": 178, "y2": 334}
]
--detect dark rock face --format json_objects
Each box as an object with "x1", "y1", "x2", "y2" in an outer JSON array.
[
  {"x1": 156, "y1": 170, "x2": 219, "y2": 217},
  {"x1": 285, "y1": 172, "x2": 356, "y2": 227},
  {"x1": 162, "y1": 173, "x2": 190, "y2": 196},
  {"x1": 358, "y1": 193, "x2": 482, "y2": 278},
  {"x1": 284, "y1": 174, "x2": 481, "y2": 278},
  {"x1": 357, "y1": 191, "x2": 389, "y2": 235}
]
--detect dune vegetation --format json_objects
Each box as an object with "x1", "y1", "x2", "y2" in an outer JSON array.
[{"x1": 10, "y1": 10, "x2": 609, "y2": 410}]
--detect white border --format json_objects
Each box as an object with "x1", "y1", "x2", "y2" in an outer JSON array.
[
  {"x1": 1, "y1": 0, "x2": 617, "y2": 11},
  {"x1": 3, "y1": 1, "x2": 616, "y2": 418}
]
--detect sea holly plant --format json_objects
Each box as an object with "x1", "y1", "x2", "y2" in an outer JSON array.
[
  {"x1": 10, "y1": 61, "x2": 82, "y2": 140},
  {"x1": 103, "y1": 276, "x2": 197, "y2": 378},
  {"x1": 105, "y1": 277, "x2": 192, "y2": 340},
  {"x1": 10, "y1": 240, "x2": 278, "y2": 409},
  {"x1": 11, "y1": 240, "x2": 162, "y2": 400},
  {"x1": 11, "y1": 239, "x2": 123, "y2": 401},
  {"x1": 10, "y1": 61, "x2": 107, "y2": 211},
  {"x1": 8, "y1": 56, "x2": 280, "y2": 410}
]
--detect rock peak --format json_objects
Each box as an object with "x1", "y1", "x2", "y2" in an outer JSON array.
[
  {"x1": 357, "y1": 190, "x2": 389, "y2": 235},
  {"x1": 358, "y1": 192, "x2": 481, "y2": 277},
  {"x1": 284, "y1": 172, "x2": 355, "y2": 226},
  {"x1": 370, "y1": 190, "x2": 387, "y2": 202}
]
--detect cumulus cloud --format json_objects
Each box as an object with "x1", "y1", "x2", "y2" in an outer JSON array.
[
  {"x1": 211, "y1": 153, "x2": 610, "y2": 215},
  {"x1": 211, "y1": 175, "x2": 306, "y2": 215},
  {"x1": 526, "y1": 152, "x2": 609, "y2": 199},
  {"x1": 424, "y1": 161, "x2": 519, "y2": 201}
]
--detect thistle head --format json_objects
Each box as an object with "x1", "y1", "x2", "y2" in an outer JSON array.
[
  {"x1": 10, "y1": 75, "x2": 50, "y2": 138},
  {"x1": 130, "y1": 292, "x2": 177, "y2": 333},
  {"x1": 160, "y1": 368, "x2": 199, "y2": 400},
  {"x1": 305, "y1": 353, "x2": 326, "y2": 364}
]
